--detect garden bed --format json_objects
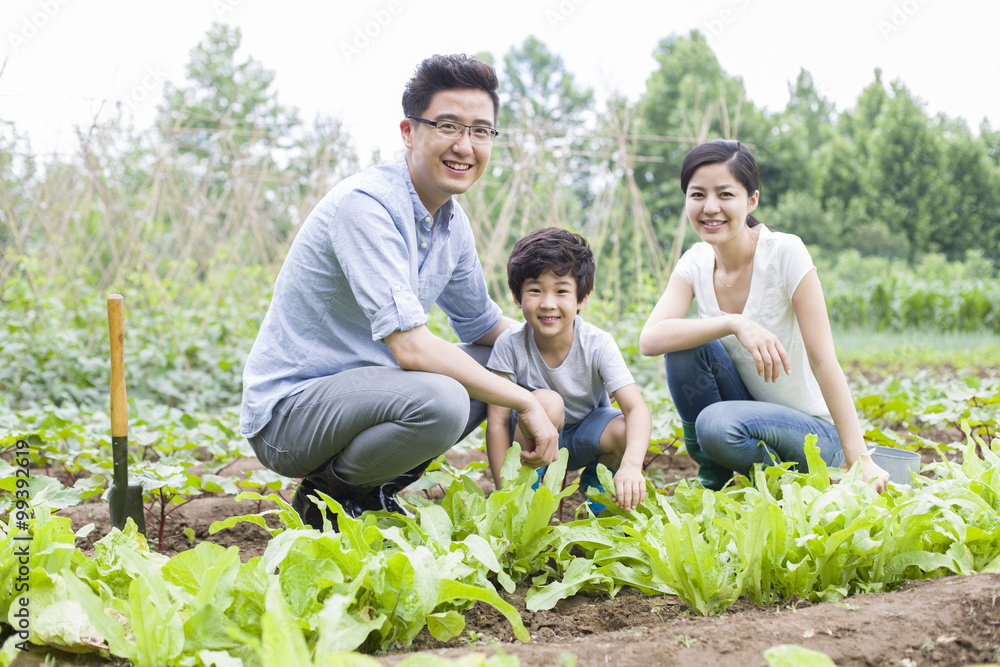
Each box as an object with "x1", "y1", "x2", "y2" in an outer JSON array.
[{"x1": 30, "y1": 443, "x2": 998, "y2": 666}]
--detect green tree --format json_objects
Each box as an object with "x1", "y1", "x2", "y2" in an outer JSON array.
[
  {"x1": 498, "y1": 35, "x2": 593, "y2": 133},
  {"x1": 839, "y1": 68, "x2": 890, "y2": 148},
  {"x1": 756, "y1": 69, "x2": 836, "y2": 208},
  {"x1": 933, "y1": 117, "x2": 1000, "y2": 261},
  {"x1": 811, "y1": 71, "x2": 1000, "y2": 262},
  {"x1": 766, "y1": 191, "x2": 842, "y2": 251},
  {"x1": 157, "y1": 23, "x2": 300, "y2": 163},
  {"x1": 0, "y1": 122, "x2": 37, "y2": 257},
  {"x1": 463, "y1": 37, "x2": 595, "y2": 300},
  {"x1": 635, "y1": 31, "x2": 767, "y2": 251},
  {"x1": 153, "y1": 23, "x2": 356, "y2": 266},
  {"x1": 982, "y1": 120, "x2": 1000, "y2": 167},
  {"x1": 861, "y1": 81, "x2": 945, "y2": 256},
  {"x1": 813, "y1": 71, "x2": 891, "y2": 224},
  {"x1": 155, "y1": 22, "x2": 302, "y2": 259}
]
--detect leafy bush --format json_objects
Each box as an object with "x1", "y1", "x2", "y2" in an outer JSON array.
[
  {"x1": 0, "y1": 262, "x2": 269, "y2": 413},
  {"x1": 821, "y1": 250, "x2": 998, "y2": 332}
]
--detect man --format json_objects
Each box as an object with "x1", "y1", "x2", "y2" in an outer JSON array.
[{"x1": 240, "y1": 54, "x2": 559, "y2": 529}]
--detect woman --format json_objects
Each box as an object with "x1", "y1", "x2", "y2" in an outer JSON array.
[{"x1": 639, "y1": 140, "x2": 889, "y2": 492}]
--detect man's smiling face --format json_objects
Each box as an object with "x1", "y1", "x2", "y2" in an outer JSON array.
[{"x1": 401, "y1": 87, "x2": 495, "y2": 215}]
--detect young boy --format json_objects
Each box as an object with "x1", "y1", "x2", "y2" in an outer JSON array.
[{"x1": 486, "y1": 227, "x2": 652, "y2": 513}]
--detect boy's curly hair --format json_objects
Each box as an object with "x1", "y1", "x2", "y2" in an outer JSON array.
[{"x1": 507, "y1": 227, "x2": 595, "y2": 303}]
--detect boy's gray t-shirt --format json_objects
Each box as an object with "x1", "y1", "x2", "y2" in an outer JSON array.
[{"x1": 487, "y1": 317, "x2": 635, "y2": 425}]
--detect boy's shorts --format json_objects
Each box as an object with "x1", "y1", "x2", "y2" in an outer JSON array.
[{"x1": 511, "y1": 406, "x2": 622, "y2": 471}]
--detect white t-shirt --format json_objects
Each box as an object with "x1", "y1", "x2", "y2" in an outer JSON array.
[
  {"x1": 487, "y1": 317, "x2": 635, "y2": 425},
  {"x1": 674, "y1": 225, "x2": 833, "y2": 423}
]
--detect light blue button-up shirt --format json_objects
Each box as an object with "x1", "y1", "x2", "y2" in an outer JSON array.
[{"x1": 239, "y1": 156, "x2": 502, "y2": 437}]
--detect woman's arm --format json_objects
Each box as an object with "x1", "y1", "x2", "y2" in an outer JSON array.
[
  {"x1": 639, "y1": 273, "x2": 791, "y2": 383},
  {"x1": 640, "y1": 273, "x2": 724, "y2": 354},
  {"x1": 792, "y1": 270, "x2": 889, "y2": 491}
]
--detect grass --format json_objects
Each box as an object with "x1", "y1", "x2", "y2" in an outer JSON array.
[
  {"x1": 834, "y1": 328, "x2": 999, "y2": 353},
  {"x1": 834, "y1": 328, "x2": 1000, "y2": 379}
]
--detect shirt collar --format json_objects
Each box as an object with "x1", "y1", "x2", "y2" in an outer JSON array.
[{"x1": 397, "y1": 155, "x2": 453, "y2": 230}]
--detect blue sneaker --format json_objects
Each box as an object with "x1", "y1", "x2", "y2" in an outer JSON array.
[
  {"x1": 531, "y1": 466, "x2": 548, "y2": 491},
  {"x1": 578, "y1": 464, "x2": 611, "y2": 515}
]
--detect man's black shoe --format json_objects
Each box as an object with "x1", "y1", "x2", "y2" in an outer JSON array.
[
  {"x1": 291, "y1": 479, "x2": 329, "y2": 529},
  {"x1": 291, "y1": 461, "x2": 427, "y2": 530},
  {"x1": 291, "y1": 478, "x2": 361, "y2": 531},
  {"x1": 291, "y1": 469, "x2": 374, "y2": 531},
  {"x1": 371, "y1": 484, "x2": 415, "y2": 517},
  {"x1": 371, "y1": 459, "x2": 433, "y2": 518}
]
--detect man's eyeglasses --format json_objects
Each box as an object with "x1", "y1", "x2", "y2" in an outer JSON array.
[{"x1": 407, "y1": 115, "x2": 500, "y2": 144}]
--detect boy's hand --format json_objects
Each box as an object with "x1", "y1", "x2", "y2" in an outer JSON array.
[{"x1": 613, "y1": 466, "x2": 646, "y2": 510}]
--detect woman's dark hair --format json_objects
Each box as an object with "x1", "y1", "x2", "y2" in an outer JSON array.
[
  {"x1": 507, "y1": 227, "x2": 595, "y2": 302},
  {"x1": 402, "y1": 54, "x2": 500, "y2": 125},
  {"x1": 680, "y1": 139, "x2": 762, "y2": 227}
]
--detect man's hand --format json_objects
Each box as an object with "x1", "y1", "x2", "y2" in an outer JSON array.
[{"x1": 516, "y1": 403, "x2": 559, "y2": 468}]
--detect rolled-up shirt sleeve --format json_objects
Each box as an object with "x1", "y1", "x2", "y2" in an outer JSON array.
[{"x1": 330, "y1": 189, "x2": 427, "y2": 342}]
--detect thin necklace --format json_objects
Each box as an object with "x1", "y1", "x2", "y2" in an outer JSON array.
[{"x1": 715, "y1": 228, "x2": 758, "y2": 289}]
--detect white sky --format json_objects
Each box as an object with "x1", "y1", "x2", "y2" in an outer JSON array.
[{"x1": 2, "y1": 0, "x2": 998, "y2": 163}]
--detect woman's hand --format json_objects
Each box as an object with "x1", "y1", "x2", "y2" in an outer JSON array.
[
  {"x1": 861, "y1": 454, "x2": 890, "y2": 493},
  {"x1": 732, "y1": 316, "x2": 791, "y2": 383}
]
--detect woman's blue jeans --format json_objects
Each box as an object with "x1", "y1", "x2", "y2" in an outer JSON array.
[{"x1": 665, "y1": 341, "x2": 844, "y2": 480}]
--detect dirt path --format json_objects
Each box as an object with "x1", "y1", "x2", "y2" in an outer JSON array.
[{"x1": 381, "y1": 574, "x2": 1000, "y2": 666}]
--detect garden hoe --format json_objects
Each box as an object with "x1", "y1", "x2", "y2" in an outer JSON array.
[{"x1": 107, "y1": 294, "x2": 146, "y2": 534}]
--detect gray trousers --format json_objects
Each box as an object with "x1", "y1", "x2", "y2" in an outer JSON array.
[{"x1": 247, "y1": 343, "x2": 492, "y2": 487}]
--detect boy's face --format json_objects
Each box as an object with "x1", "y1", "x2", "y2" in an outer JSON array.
[{"x1": 514, "y1": 270, "x2": 588, "y2": 344}]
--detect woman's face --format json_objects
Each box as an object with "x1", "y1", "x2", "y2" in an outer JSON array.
[{"x1": 684, "y1": 162, "x2": 759, "y2": 245}]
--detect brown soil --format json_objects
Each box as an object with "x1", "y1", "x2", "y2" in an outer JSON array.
[{"x1": 381, "y1": 574, "x2": 1000, "y2": 666}]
